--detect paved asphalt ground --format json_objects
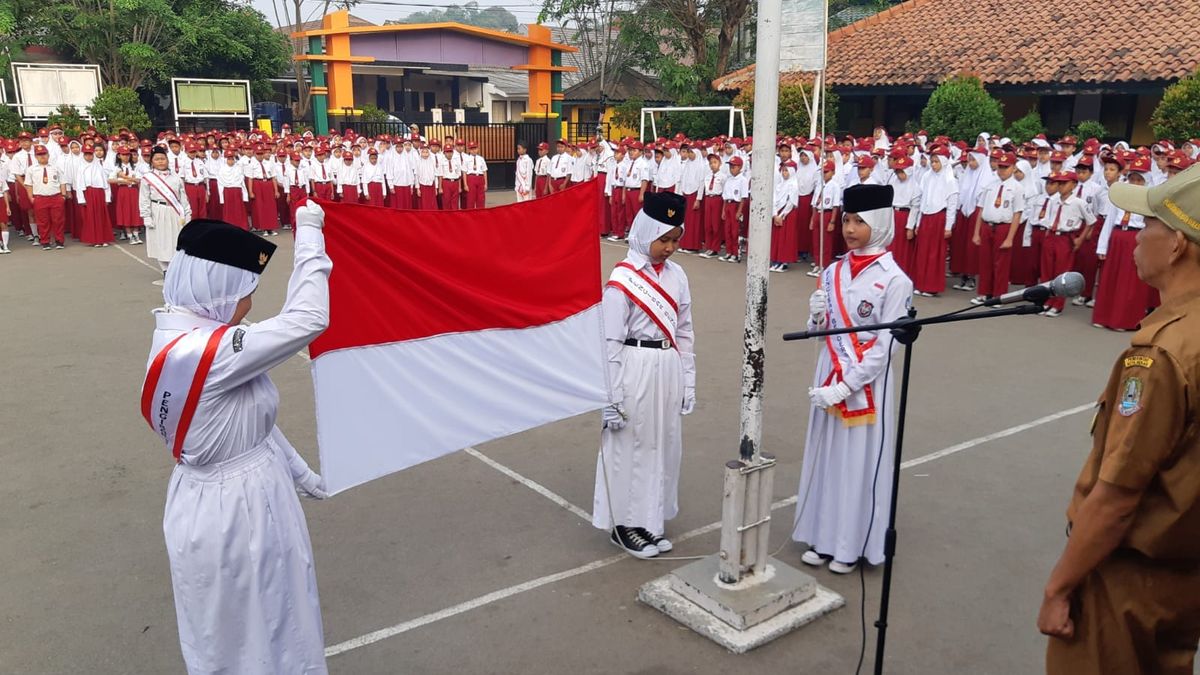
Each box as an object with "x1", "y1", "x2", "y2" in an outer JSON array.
[{"x1": 1, "y1": 191, "x2": 1170, "y2": 674}]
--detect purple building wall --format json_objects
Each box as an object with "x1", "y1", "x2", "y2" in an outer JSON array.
[{"x1": 349, "y1": 30, "x2": 527, "y2": 67}]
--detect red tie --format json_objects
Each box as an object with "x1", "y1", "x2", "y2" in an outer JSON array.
[
  {"x1": 1051, "y1": 204, "x2": 1062, "y2": 232},
  {"x1": 321, "y1": 164, "x2": 327, "y2": 180},
  {"x1": 1120, "y1": 211, "x2": 1130, "y2": 226},
  {"x1": 174, "y1": 158, "x2": 179, "y2": 172},
  {"x1": 1038, "y1": 199, "x2": 1049, "y2": 219},
  {"x1": 709, "y1": 175, "x2": 715, "y2": 190},
  {"x1": 1077, "y1": 185, "x2": 1083, "y2": 197},
  {"x1": 993, "y1": 185, "x2": 1004, "y2": 208},
  {"x1": 42, "y1": 168, "x2": 48, "y2": 184},
  {"x1": 258, "y1": 160, "x2": 264, "y2": 176},
  {"x1": 191, "y1": 162, "x2": 197, "y2": 178}
]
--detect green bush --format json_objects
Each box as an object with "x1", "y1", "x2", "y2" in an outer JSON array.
[
  {"x1": 610, "y1": 97, "x2": 645, "y2": 133},
  {"x1": 732, "y1": 83, "x2": 839, "y2": 138},
  {"x1": 1006, "y1": 109, "x2": 1044, "y2": 144},
  {"x1": 46, "y1": 105, "x2": 88, "y2": 136},
  {"x1": 919, "y1": 74, "x2": 1004, "y2": 142},
  {"x1": 89, "y1": 87, "x2": 152, "y2": 136},
  {"x1": 359, "y1": 104, "x2": 390, "y2": 123},
  {"x1": 1151, "y1": 69, "x2": 1200, "y2": 142},
  {"x1": 1071, "y1": 120, "x2": 1107, "y2": 142},
  {"x1": 0, "y1": 104, "x2": 24, "y2": 137}
]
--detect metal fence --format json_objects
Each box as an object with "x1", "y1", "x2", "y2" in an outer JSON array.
[{"x1": 564, "y1": 122, "x2": 610, "y2": 144}]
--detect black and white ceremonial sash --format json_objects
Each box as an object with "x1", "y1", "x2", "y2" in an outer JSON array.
[
  {"x1": 820, "y1": 259, "x2": 877, "y2": 426},
  {"x1": 605, "y1": 261, "x2": 679, "y2": 349},
  {"x1": 142, "y1": 171, "x2": 186, "y2": 218},
  {"x1": 140, "y1": 326, "x2": 232, "y2": 463}
]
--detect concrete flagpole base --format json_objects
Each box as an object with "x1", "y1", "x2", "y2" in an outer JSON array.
[{"x1": 638, "y1": 554, "x2": 844, "y2": 654}]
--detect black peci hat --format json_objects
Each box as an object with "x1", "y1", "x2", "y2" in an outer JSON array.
[
  {"x1": 642, "y1": 191, "x2": 687, "y2": 228},
  {"x1": 842, "y1": 184, "x2": 894, "y2": 214},
  {"x1": 177, "y1": 219, "x2": 277, "y2": 274}
]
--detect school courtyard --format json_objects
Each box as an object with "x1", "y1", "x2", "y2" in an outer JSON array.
[{"x1": 0, "y1": 192, "x2": 1175, "y2": 674}]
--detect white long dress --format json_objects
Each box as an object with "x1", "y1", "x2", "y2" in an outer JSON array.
[
  {"x1": 792, "y1": 252, "x2": 912, "y2": 565},
  {"x1": 140, "y1": 170, "x2": 191, "y2": 264},
  {"x1": 146, "y1": 226, "x2": 331, "y2": 674},
  {"x1": 592, "y1": 257, "x2": 696, "y2": 537}
]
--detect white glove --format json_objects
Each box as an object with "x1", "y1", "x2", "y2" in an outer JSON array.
[
  {"x1": 143, "y1": 217, "x2": 154, "y2": 229},
  {"x1": 295, "y1": 201, "x2": 325, "y2": 230},
  {"x1": 809, "y1": 289, "x2": 828, "y2": 323},
  {"x1": 603, "y1": 403, "x2": 627, "y2": 431},
  {"x1": 295, "y1": 470, "x2": 329, "y2": 500},
  {"x1": 809, "y1": 381, "x2": 852, "y2": 409},
  {"x1": 681, "y1": 387, "x2": 696, "y2": 416}
]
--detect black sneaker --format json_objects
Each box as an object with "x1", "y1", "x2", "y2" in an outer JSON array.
[
  {"x1": 42, "y1": 245, "x2": 52, "y2": 251},
  {"x1": 634, "y1": 527, "x2": 673, "y2": 553},
  {"x1": 610, "y1": 525, "x2": 660, "y2": 559}
]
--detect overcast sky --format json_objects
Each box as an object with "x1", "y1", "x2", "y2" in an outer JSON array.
[{"x1": 249, "y1": 0, "x2": 548, "y2": 30}]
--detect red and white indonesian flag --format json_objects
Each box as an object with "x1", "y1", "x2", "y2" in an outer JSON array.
[{"x1": 310, "y1": 181, "x2": 609, "y2": 494}]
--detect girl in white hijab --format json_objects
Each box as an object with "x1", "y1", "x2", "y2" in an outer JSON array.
[
  {"x1": 145, "y1": 205, "x2": 332, "y2": 674},
  {"x1": 910, "y1": 148, "x2": 959, "y2": 296},
  {"x1": 770, "y1": 161, "x2": 800, "y2": 272},
  {"x1": 593, "y1": 192, "x2": 696, "y2": 560},
  {"x1": 950, "y1": 147, "x2": 993, "y2": 291},
  {"x1": 795, "y1": 184, "x2": 913, "y2": 573}
]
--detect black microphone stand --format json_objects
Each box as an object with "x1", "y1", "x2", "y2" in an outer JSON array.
[{"x1": 782, "y1": 300, "x2": 1047, "y2": 675}]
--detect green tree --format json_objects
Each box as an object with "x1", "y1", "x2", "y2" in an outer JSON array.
[
  {"x1": 1151, "y1": 69, "x2": 1200, "y2": 142},
  {"x1": 31, "y1": 0, "x2": 287, "y2": 94},
  {"x1": 46, "y1": 105, "x2": 89, "y2": 136},
  {"x1": 732, "y1": 83, "x2": 838, "y2": 137},
  {"x1": 610, "y1": 96, "x2": 645, "y2": 132},
  {"x1": 1071, "y1": 120, "x2": 1108, "y2": 142},
  {"x1": 919, "y1": 74, "x2": 1004, "y2": 142},
  {"x1": 1006, "y1": 109, "x2": 1044, "y2": 144},
  {"x1": 358, "y1": 104, "x2": 390, "y2": 123},
  {"x1": 389, "y1": 1, "x2": 519, "y2": 32},
  {"x1": 89, "y1": 87, "x2": 153, "y2": 135},
  {"x1": 0, "y1": 105, "x2": 22, "y2": 137}
]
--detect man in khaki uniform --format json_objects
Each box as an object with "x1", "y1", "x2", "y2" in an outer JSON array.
[{"x1": 1040, "y1": 164, "x2": 1200, "y2": 674}]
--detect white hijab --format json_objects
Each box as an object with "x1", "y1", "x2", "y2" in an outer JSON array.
[
  {"x1": 854, "y1": 205, "x2": 894, "y2": 255},
  {"x1": 920, "y1": 157, "x2": 958, "y2": 212},
  {"x1": 162, "y1": 252, "x2": 260, "y2": 323},
  {"x1": 624, "y1": 209, "x2": 677, "y2": 269},
  {"x1": 794, "y1": 150, "x2": 819, "y2": 195}
]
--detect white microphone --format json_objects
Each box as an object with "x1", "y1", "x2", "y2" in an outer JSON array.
[{"x1": 983, "y1": 272, "x2": 1085, "y2": 306}]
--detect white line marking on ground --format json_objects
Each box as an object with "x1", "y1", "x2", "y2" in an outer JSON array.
[
  {"x1": 899, "y1": 402, "x2": 1094, "y2": 470},
  {"x1": 112, "y1": 243, "x2": 162, "y2": 273},
  {"x1": 326, "y1": 402, "x2": 1094, "y2": 658},
  {"x1": 463, "y1": 447, "x2": 592, "y2": 522}
]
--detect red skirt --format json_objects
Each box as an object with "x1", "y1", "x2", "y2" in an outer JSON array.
[
  {"x1": 794, "y1": 199, "x2": 813, "y2": 255},
  {"x1": 79, "y1": 187, "x2": 114, "y2": 244},
  {"x1": 1011, "y1": 223, "x2": 1040, "y2": 287},
  {"x1": 222, "y1": 188, "x2": 249, "y2": 230},
  {"x1": 113, "y1": 184, "x2": 140, "y2": 227},
  {"x1": 910, "y1": 210, "x2": 949, "y2": 294},
  {"x1": 680, "y1": 192, "x2": 703, "y2": 250},
  {"x1": 418, "y1": 184, "x2": 437, "y2": 210},
  {"x1": 250, "y1": 179, "x2": 278, "y2": 231},
  {"x1": 1092, "y1": 229, "x2": 1159, "y2": 330},
  {"x1": 207, "y1": 179, "x2": 222, "y2": 219},
  {"x1": 888, "y1": 210, "x2": 913, "y2": 273},
  {"x1": 770, "y1": 208, "x2": 799, "y2": 264},
  {"x1": 365, "y1": 182, "x2": 386, "y2": 207},
  {"x1": 339, "y1": 184, "x2": 359, "y2": 203},
  {"x1": 609, "y1": 189, "x2": 626, "y2": 239},
  {"x1": 390, "y1": 185, "x2": 413, "y2": 209},
  {"x1": 949, "y1": 209, "x2": 979, "y2": 276},
  {"x1": 1072, "y1": 217, "x2": 1101, "y2": 299}
]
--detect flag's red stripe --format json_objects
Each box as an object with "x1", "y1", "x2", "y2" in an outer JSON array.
[
  {"x1": 310, "y1": 180, "x2": 603, "y2": 358},
  {"x1": 172, "y1": 326, "x2": 231, "y2": 463},
  {"x1": 140, "y1": 334, "x2": 186, "y2": 430}
]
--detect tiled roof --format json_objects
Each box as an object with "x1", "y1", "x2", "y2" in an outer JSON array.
[
  {"x1": 714, "y1": 0, "x2": 1200, "y2": 91},
  {"x1": 563, "y1": 69, "x2": 671, "y2": 103}
]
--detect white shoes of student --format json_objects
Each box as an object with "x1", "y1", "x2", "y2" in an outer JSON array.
[
  {"x1": 805, "y1": 268, "x2": 820, "y2": 278},
  {"x1": 801, "y1": 549, "x2": 826, "y2": 566},
  {"x1": 1086, "y1": 298, "x2": 1095, "y2": 308},
  {"x1": 829, "y1": 560, "x2": 858, "y2": 574},
  {"x1": 1071, "y1": 296, "x2": 1086, "y2": 306},
  {"x1": 969, "y1": 296, "x2": 987, "y2": 306},
  {"x1": 1044, "y1": 308, "x2": 1062, "y2": 318},
  {"x1": 698, "y1": 251, "x2": 714, "y2": 258},
  {"x1": 0, "y1": 246, "x2": 10, "y2": 254}
]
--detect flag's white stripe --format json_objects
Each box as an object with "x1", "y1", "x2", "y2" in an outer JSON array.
[{"x1": 313, "y1": 305, "x2": 609, "y2": 494}]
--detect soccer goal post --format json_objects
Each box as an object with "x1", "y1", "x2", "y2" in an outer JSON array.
[{"x1": 639, "y1": 106, "x2": 748, "y2": 141}]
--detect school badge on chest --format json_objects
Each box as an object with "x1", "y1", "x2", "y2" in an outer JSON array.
[
  {"x1": 857, "y1": 300, "x2": 874, "y2": 318},
  {"x1": 1118, "y1": 376, "x2": 1143, "y2": 417}
]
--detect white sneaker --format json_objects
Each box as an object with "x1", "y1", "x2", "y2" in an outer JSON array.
[
  {"x1": 829, "y1": 560, "x2": 858, "y2": 574},
  {"x1": 805, "y1": 268, "x2": 820, "y2": 278},
  {"x1": 801, "y1": 549, "x2": 826, "y2": 566},
  {"x1": 0, "y1": 246, "x2": 9, "y2": 254},
  {"x1": 1044, "y1": 308, "x2": 1061, "y2": 317},
  {"x1": 1086, "y1": 298, "x2": 1095, "y2": 308},
  {"x1": 969, "y1": 296, "x2": 987, "y2": 306},
  {"x1": 698, "y1": 251, "x2": 714, "y2": 259},
  {"x1": 1071, "y1": 296, "x2": 1086, "y2": 306}
]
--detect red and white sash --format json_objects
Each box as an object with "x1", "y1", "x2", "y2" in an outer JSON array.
[
  {"x1": 820, "y1": 259, "x2": 877, "y2": 426},
  {"x1": 143, "y1": 171, "x2": 186, "y2": 218},
  {"x1": 605, "y1": 261, "x2": 678, "y2": 349},
  {"x1": 140, "y1": 326, "x2": 231, "y2": 463}
]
